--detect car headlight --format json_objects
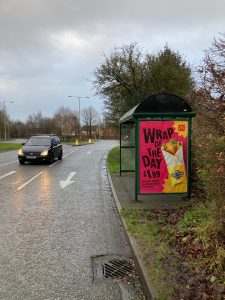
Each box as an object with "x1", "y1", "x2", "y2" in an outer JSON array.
[
  {"x1": 18, "y1": 149, "x2": 23, "y2": 155},
  {"x1": 40, "y1": 150, "x2": 48, "y2": 156}
]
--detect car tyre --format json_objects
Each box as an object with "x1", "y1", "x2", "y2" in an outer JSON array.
[
  {"x1": 48, "y1": 153, "x2": 54, "y2": 164},
  {"x1": 58, "y1": 150, "x2": 63, "y2": 160},
  {"x1": 19, "y1": 158, "x2": 25, "y2": 164}
]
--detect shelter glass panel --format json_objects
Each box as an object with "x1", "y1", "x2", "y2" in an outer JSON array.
[
  {"x1": 121, "y1": 124, "x2": 135, "y2": 147},
  {"x1": 120, "y1": 123, "x2": 135, "y2": 172},
  {"x1": 121, "y1": 147, "x2": 135, "y2": 171}
]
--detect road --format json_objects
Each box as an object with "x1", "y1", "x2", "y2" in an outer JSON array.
[{"x1": 0, "y1": 140, "x2": 133, "y2": 300}]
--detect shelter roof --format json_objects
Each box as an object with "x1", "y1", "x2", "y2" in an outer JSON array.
[{"x1": 119, "y1": 93, "x2": 196, "y2": 124}]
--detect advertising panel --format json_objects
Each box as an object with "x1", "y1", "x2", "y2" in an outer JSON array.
[{"x1": 139, "y1": 120, "x2": 188, "y2": 194}]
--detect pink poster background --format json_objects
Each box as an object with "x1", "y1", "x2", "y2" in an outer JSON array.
[{"x1": 139, "y1": 120, "x2": 188, "y2": 193}]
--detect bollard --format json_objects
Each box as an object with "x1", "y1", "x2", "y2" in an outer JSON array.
[{"x1": 75, "y1": 138, "x2": 80, "y2": 146}]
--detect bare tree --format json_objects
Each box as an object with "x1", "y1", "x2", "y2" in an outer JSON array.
[
  {"x1": 93, "y1": 43, "x2": 147, "y2": 124},
  {"x1": 54, "y1": 106, "x2": 78, "y2": 136},
  {"x1": 196, "y1": 32, "x2": 225, "y2": 132},
  {"x1": 26, "y1": 111, "x2": 43, "y2": 135},
  {"x1": 191, "y1": 33, "x2": 225, "y2": 237},
  {"x1": 9, "y1": 120, "x2": 27, "y2": 138},
  {"x1": 93, "y1": 43, "x2": 195, "y2": 125},
  {"x1": 0, "y1": 107, "x2": 4, "y2": 139},
  {"x1": 81, "y1": 106, "x2": 98, "y2": 138},
  {"x1": 26, "y1": 111, "x2": 57, "y2": 135},
  {"x1": 198, "y1": 33, "x2": 225, "y2": 98}
]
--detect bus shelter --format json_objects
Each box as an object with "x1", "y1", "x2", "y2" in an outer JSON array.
[{"x1": 119, "y1": 93, "x2": 196, "y2": 201}]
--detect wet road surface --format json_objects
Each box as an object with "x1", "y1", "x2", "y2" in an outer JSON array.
[{"x1": 0, "y1": 140, "x2": 132, "y2": 300}]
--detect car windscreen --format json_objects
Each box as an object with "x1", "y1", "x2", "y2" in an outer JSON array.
[{"x1": 26, "y1": 137, "x2": 51, "y2": 146}]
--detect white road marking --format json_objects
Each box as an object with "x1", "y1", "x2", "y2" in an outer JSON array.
[
  {"x1": 17, "y1": 170, "x2": 45, "y2": 191},
  {"x1": 49, "y1": 161, "x2": 59, "y2": 168},
  {"x1": 48, "y1": 151, "x2": 74, "y2": 167},
  {"x1": 0, "y1": 160, "x2": 18, "y2": 167},
  {"x1": 87, "y1": 151, "x2": 92, "y2": 155},
  {"x1": 60, "y1": 172, "x2": 77, "y2": 189},
  {"x1": 0, "y1": 171, "x2": 16, "y2": 179}
]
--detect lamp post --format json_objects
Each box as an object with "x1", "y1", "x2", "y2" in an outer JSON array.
[
  {"x1": 1, "y1": 100, "x2": 13, "y2": 141},
  {"x1": 68, "y1": 96, "x2": 90, "y2": 140}
]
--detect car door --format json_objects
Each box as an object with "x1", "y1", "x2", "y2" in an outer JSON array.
[
  {"x1": 51, "y1": 137, "x2": 59, "y2": 159},
  {"x1": 56, "y1": 137, "x2": 62, "y2": 155}
]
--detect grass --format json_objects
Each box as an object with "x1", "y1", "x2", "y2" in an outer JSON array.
[
  {"x1": 176, "y1": 204, "x2": 225, "y2": 279},
  {"x1": 107, "y1": 146, "x2": 225, "y2": 298},
  {"x1": 108, "y1": 146, "x2": 177, "y2": 298},
  {"x1": 107, "y1": 145, "x2": 135, "y2": 173},
  {"x1": 121, "y1": 208, "x2": 176, "y2": 299},
  {"x1": 177, "y1": 204, "x2": 213, "y2": 241},
  {"x1": 107, "y1": 146, "x2": 120, "y2": 174},
  {"x1": 0, "y1": 143, "x2": 21, "y2": 152}
]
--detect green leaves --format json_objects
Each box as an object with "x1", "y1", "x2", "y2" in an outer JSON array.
[{"x1": 93, "y1": 43, "x2": 195, "y2": 125}]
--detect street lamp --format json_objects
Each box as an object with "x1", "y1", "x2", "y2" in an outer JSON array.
[
  {"x1": 68, "y1": 96, "x2": 90, "y2": 140},
  {"x1": 1, "y1": 100, "x2": 13, "y2": 141}
]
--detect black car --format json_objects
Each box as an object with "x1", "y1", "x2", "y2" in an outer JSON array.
[{"x1": 18, "y1": 134, "x2": 63, "y2": 164}]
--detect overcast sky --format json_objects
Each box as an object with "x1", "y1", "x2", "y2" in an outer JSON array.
[{"x1": 0, "y1": 0, "x2": 224, "y2": 122}]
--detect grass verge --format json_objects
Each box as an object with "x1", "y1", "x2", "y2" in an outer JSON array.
[
  {"x1": 107, "y1": 146, "x2": 120, "y2": 174},
  {"x1": 0, "y1": 143, "x2": 21, "y2": 152},
  {"x1": 107, "y1": 146, "x2": 225, "y2": 299}
]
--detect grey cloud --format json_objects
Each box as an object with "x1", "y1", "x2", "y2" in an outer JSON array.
[{"x1": 0, "y1": 0, "x2": 224, "y2": 120}]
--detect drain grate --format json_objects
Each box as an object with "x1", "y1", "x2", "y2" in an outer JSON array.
[{"x1": 102, "y1": 259, "x2": 135, "y2": 279}]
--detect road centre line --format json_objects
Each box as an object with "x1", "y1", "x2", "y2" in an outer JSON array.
[
  {"x1": 49, "y1": 151, "x2": 74, "y2": 167},
  {"x1": 0, "y1": 171, "x2": 16, "y2": 179},
  {"x1": 17, "y1": 151, "x2": 74, "y2": 189},
  {"x1": 0, "y1": 160, "x2": 18, "y2": 167},
  {"x1": 49, "y1": 160, "x2": 59, "y2": 168},
  {"x1": 17, "y1": 170, "x2": 45, "y2": 191}
]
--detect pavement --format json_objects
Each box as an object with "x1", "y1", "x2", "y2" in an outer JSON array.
[{"x1": 108, "y1": 172, "x2": 189, "y2": 300}]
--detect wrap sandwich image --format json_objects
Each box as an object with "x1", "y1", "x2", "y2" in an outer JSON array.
[{"x1": 161, "y1": 139, "x2": 187, "y2": 186}]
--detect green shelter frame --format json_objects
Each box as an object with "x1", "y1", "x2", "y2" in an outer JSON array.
[{"x1": 119, "y1": 93, "x2": 196, "y2": 201}]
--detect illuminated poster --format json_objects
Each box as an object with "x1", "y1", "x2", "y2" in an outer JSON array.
[{"x1": 139, "y1": 120, "x2": 188, "y2": 193}]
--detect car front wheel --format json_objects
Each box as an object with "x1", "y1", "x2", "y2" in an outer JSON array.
[
  {"x1": 19, "y1": 158, "x2": 25, "y2": 164},
  {"x1": 58, "y1": 150, "x2": 63, "y2": 160},
  {"x1": 48, "y1": 153, "x2": 54, "y2": 164}
]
